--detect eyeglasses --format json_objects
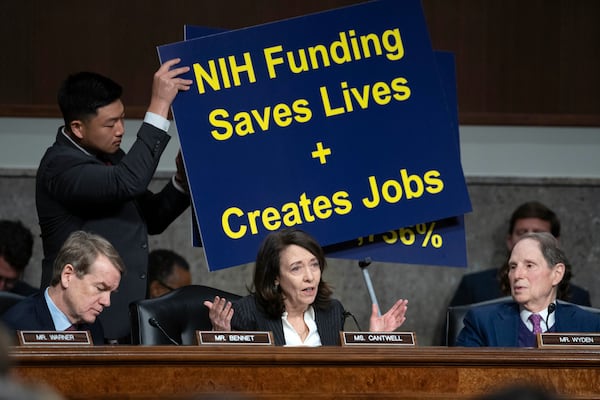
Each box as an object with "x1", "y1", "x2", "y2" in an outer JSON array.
[{"x1": 157, "y1": 280, "x2": 176, "y2": 292}]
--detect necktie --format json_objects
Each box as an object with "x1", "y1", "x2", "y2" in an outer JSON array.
[
  {"x1": 65, "y1": 324, "x2": 78, "y2": 331},
  {"x1": 529, "y1": 313, "x2": 543, "y2": 334}
]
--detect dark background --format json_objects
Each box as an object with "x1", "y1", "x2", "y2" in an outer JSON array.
[{"x1": 1, "y1": 0, "x2": 598, "y2": 125}]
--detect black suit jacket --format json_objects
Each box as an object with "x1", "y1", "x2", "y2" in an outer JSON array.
[
  {"x1": 36, "y1": 124, "x2": 190, "y2": 340},
  {"x1": 232, "y1": 295, "x2": 346, "y2": 346},
  {"x1": 1, "y1": 291, "x2": 104, "y2": 345},
  {"x1": 449, "y1": 267, "x2": 591, "y2": 307}
]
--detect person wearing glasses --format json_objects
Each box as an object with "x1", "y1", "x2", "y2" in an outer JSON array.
[
  {"x1": 147, "y1": 249, "x2": 192, "y2": 299},
  {"x1": 0, "y1": 220, "x2": 38, "y2": 296}
]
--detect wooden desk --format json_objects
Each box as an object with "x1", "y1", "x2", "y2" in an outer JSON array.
[{"x1": 8, "y1": 346, "x2": 600, "y2": 399}]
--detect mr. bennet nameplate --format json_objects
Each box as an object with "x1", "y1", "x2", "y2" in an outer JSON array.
[{"x1": 197, "y1": 331, "x2": 274, "y2": 345}]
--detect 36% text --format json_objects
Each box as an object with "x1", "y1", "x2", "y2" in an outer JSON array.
[{"x1": 357, "y1": 222, "x2": 443, "y2": 248}]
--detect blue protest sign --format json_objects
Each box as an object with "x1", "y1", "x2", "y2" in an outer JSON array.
[
  {"x1": 326, "y1": 51, "x2": 467, "y2": 267},
  {"x1": 158, "y1": 0, "x2": 471, "y2": 270}
]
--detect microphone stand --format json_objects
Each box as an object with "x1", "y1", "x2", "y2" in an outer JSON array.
[{"x1": 358, "y1": 257, "x2": 381, "y2": 317}]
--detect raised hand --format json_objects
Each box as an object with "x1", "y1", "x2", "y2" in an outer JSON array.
[
  {"x1": 203, "y1": 295, "x2": 234, "y2": 331},
  {"x1": 368, "y1": 299, "x2": 408, "y2": 332},
  {"x1": 148, "y1": 58, "x2": 193, "y2": 117}
]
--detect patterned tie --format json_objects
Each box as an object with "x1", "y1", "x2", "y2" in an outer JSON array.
[{"x1": 529, "y1": 313, "x2": 543, "y2": 334}]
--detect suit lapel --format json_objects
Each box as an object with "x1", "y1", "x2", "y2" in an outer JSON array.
[
  {"x1": 493, "y1": 302, "x2": 520, "y2": 346},
  {"x1": 34, "y1": 292, "x2": 56, "y2": 330}
]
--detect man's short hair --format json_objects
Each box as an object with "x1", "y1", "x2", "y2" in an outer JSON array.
[
  {"x1": 49, "y1": 231, "x2": 125, "y2": 286},
  {"x1": 0, "y1": 220, "x2": 33, "y2": 274},
  {"x1": 57, "y1": 71, "x2": 122, "y2": 127},
  {"x1": 147, "y1": 249, "x2": 190, "y2": 292},
  {"x1": 508, "y1": 201, "x2": 561, "y2": 238}
]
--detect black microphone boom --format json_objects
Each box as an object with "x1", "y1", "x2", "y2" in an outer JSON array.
[
  {"x1": 148, "y1": 317, "x2": 180, "y2": 345},
  {"x1": 545, "y1": 303, "x2": 556, "y2": 330},
  {"x1": 343, "y1": 311, "x2": 363, "y2": 331}
]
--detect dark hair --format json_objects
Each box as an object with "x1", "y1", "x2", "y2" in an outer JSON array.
[
  {"x1": 57, "y1": 71, "x2": 122, "y2": 128},
  {"x1": 50, "y1": 231, "x2": 125, "y2": 286},
  {"x1": 147, "y1": 249, "x2": 190, "y2": 292},
  {"x1": 500, "y1": 232, "x2": 572, "y2": 300},
  {"x1": 0, "y1": 220, "x2": 33, "y2": 274},
  {"x1": 253, "y1": 228, "x2": 333, "y2": 318},
  {"x1": 508, "y1": 201, "x2": 560, "y2": 238}
]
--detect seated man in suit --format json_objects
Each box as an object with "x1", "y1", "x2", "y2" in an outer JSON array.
[
  {"x1": 1, "y1": 231, "x2": 124, "y2": 345},
  {"x1": 455, "y1": 232, "x2": 600, "y2": 347},
  {"x1": 0, "y1": 220, "x2": 38, "y2": 296},
  {"x1": 449, "y1": 201, "x2": 590, "y2": 307}
]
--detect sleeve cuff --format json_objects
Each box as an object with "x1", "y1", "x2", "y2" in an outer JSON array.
[
  {"x1": 144, "y1": 111, "x2": 171, "y2": 132},
  {"x1": 172, "y1": 175, "x2": 188, "y2": 194}
]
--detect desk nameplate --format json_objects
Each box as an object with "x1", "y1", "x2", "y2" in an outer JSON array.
[
  {"x1": 537, "y1": 332, "x2": 600, "y2": 348},
  {"x1": 17, "y1": 330, "x2": 92, "y2": 346},
  {"x1": 341, "y1": 331, "x2": 416, "y2": 346},
  {"x1": 197, "y1": 331, "x2": 274, "y2": 345}
]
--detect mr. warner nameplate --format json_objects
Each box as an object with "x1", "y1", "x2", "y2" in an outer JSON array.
[
  {"x1": 158, "y1": 0, "x2": 471, "y2": 271},
  {"x1": 17, "y1": 330, "x2": 92, "y2": 346}
]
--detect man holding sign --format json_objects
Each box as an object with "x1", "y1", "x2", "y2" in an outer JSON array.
[{"x1": 36, "y1": 59, "x2": 192, "y2": 342}]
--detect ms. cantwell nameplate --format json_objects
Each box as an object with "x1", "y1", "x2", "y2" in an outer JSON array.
[
  {"x1": 341, "y1": 331, "x2": 416, "y2": 346},
  {"x1": 197, "y1": 331, "x2": 274, "y2": 345},
  {"x1": 17, "y1": 330, "x2": 92, "y2": 346},
  {"x1": 537, "y1": 333, "x2": 600, "y2": 348}
]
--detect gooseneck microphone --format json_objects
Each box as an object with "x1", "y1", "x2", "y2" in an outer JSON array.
[
  {"x1": 148, "y1": 317, "x2": 180, "y2": 345},
  {"x1": 343, "y1": 311, "x2": 363, "y2": 331},
  {"x1": 358, "y1": 257, "x2": 381, "y2": 316},
  {"x1": 545, "y1": 303, "x2": 556, "y2": 331}
]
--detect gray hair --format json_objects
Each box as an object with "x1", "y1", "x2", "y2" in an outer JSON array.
[{"x1": 50, "y1": 231, "x2": 125, "y2": 286}]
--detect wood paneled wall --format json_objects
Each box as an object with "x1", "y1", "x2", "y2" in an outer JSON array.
[{"x1": 1, "y1": 0, "x2": 598, "y2": 125}]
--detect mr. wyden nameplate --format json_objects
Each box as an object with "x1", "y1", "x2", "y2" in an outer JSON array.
[
  {"x1": 341, "y1": 331, "x2": 416, "y2": 346},
  {"x1": 197, "y1": 331, "x2": 274, "y2": 345},
  {"x1": 537, "y1": 332, "x2": 600, "y2": 348},
  {"x1": 17, "y1": 330, "x2": 92, "y2": 346}
]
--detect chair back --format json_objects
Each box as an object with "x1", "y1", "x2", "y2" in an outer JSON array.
[
  {"x1": 129, "y1": 285, "x2": 241, "y2": 345},
  {"x1": 445, "y1": 296, "x2": 512, "y2": 346},
  {"x1": 0, "y1": 291, "x2": 25, "y2": 315}
]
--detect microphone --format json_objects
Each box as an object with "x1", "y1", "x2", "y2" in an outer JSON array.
[
  {"x1": 358, "y1": 258, "x2": 381, "y2": 316},
  {"x1": 148, "y1": 317, "x2": 180, "y2": 345},
  {"x1": 545, "y1": 303, "x2": 556, "y2": 330},
  {"x1": 358, "y1": 258, "x2": 372, "y2": 268},
  {"x1": 343, "y1": 311, "x2": 363, "y2": 331}
]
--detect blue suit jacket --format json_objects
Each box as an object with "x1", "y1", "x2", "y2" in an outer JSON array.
[
  {"x1": 449, "y1": 267, "x2": 591, "y2": 307},
  {"x1": 232, "y1": 295, "x2": 346, "y2": 346},
  {"x1": 1, "y1": 291, "x2": 105, "y2": 345},
  {"x1": 455, "y1": 300, "x2": 600, "y2": 347}
]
